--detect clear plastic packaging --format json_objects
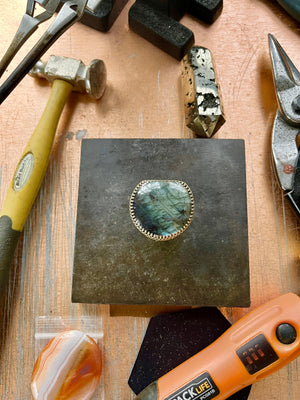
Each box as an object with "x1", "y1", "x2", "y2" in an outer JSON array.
[{"x1": 34, "y1": 316, "x2": 104, "y2": 400}]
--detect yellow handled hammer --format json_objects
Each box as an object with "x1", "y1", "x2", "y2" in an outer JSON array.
[{"x1": 0, "y1": 55, "x2": 106, "y2": 301}]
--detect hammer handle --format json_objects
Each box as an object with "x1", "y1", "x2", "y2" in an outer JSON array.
[{"x1": 0, "y1": 79, "x2": 73, "y2": 299}]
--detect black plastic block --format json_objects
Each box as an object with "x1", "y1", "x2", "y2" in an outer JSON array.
[
  {"x1": 60, "y1": 0, "x2": 130, "y2": 31},
  {"x1": 140, "y1": 0, "x2": 186, "y2": 20},
  {"x1": 128, "y1": 0, "x2": 223, "y2": 59},
  {"x1": 129, "y1": 1, "x2": 194, "y2": 60},
  {"x1": 186, "y1": 0, "x2": 223, "y2": 24}
]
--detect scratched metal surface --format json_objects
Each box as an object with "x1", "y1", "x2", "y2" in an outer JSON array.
[{"x1": 0, "y1": 1, "x2": 299, "y2": 399}]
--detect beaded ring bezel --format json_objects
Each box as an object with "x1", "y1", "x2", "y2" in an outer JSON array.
[{"x1": 129, "y1": 180, "x2": 194, "y2": 241}]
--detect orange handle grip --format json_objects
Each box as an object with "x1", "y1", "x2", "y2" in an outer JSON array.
[{"x1": 136, "y1": 293, "x2": 300, "y2": 400}]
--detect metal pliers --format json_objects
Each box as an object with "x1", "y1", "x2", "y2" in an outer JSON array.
[
  {"x1": 276, "y1": 0, "x2": 300, "y2": 23},
  {"x1": 0, "y1": 0, "x2": 88, "y2": 104},
  {"x1": 269, "y1": 34, "x2": 300, "y2": 215}
]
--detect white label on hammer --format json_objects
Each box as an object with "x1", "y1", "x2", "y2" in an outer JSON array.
[{"x1": 14, "y1": 153, "x2": 34, "y2": 192}]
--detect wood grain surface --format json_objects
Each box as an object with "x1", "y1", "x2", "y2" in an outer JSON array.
[{"x1": 0, "y1": 0, "x2": 299, "y2": 399}]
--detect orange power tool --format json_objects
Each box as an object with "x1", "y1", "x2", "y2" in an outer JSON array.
[{"x1": 135, "y1": 292, "x2": 300, "y2": 400}]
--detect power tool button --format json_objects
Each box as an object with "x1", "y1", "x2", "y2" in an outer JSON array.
[{"x1": 276, "y1": 324, "x2": 297, "y2": 344}]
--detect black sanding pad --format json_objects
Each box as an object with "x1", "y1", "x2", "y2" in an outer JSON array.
[{"x1": 128, "y1": 307, "x2": 252, "y2": 400}]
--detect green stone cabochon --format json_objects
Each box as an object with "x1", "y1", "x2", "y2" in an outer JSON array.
[{"x1": 130, "y1": 180, "x2": 194, "y2": 240}]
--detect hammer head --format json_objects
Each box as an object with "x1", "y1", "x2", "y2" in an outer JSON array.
[{"x1": 29, "y1": 55, "x2": 107, "y2": 99}]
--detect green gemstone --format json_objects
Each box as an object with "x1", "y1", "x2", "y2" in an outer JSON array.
[{"x1": 130, "y1": 180, "x2": 194, "y2": 240}]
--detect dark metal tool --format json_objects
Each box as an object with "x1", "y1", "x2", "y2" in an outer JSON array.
[
  {"x1": 60, "y1": 0, "x2": 130, "y2": 31},
  {"x1": 0, "y1": 0, "x2": 60, "y2": 78},
  {"x1": 275, "y1": 0, "x2": 300, "y2": 22},
  {"x1": 268, "y1": 34, "x2": 300, "y2": 215},
  {"x1": 128, "y1": 0, "x2": 223, "y2": 60},
  {"x1": 0, "y1": 0, "x2": 88, "y2": 104}
]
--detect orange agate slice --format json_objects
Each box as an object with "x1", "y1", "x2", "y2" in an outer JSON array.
[{"x1": 31, "y1": 330, "x2": 102, "y2": 400}]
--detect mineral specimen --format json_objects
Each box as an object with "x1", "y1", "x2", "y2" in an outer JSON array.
[
  {"x1": 130, "y1": 180, "x2": 194, "y2": 241},
  {"x1": 31, "y1": 330, "x2": 102, "y2": 400},
  {"x1": 181, "y1": 46, "x2": 225, "y2": 137}
]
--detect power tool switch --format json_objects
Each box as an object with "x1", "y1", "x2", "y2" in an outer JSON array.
[{"x1": 276, "y1": 323, "x2": 297, "y2": 344}]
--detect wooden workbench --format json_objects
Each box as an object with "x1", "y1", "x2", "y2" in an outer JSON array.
[{"x1": 0, "y1": 1, "x2": 299, "y2": 399}]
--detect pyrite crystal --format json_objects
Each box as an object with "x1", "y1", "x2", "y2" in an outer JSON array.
[
  {"x1": 130, "y1": 180, "x2": 194, "y2": 241},
  {"x1": 181, "y1": 46, "x2": 225, "y2": 138}
]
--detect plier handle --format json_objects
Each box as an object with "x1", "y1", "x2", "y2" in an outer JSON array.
[
  {"x1": 269, "y1": 34, "x2": 300, "y2": 215},
  {"x1": 0, "y1": 0, "x2": 88, "y2": 104},
  {"x1": 0, "y1": 1, "x2": 61, "y2": 78},
  {"x1": 276, "y1": 0, "x2": 300, "y2": 23}
]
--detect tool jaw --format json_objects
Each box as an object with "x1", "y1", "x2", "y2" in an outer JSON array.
[
  {"x1": 86, "y1": 0, "x2": 101, "y2": 12},
  {"x1": 268, "y1": 34, "x2": 300, "y2": 202},
  {"x1": 29, "y1": 55, "x2": 107, "y2": 99},
  {"x1": 269, "y1": 34, "x2": 300, "y2": 127},
  {"x1": 26, "y1": 0, "x2": 61, "y2": 17},
  {"x1": 272, "y1": 111, "x2": 299, "y2": 192},
  {"x1": 68, "y1": 0, "x2": 89, "y2": 17}
]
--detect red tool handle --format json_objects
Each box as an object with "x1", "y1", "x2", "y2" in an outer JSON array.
[{"x1": 135, "y1": 293, "x2": 300, "y2": 400}]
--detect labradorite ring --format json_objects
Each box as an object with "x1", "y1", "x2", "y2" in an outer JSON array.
[{"x1": 129, "y1": 180, "x2": 194, "y2": 241}]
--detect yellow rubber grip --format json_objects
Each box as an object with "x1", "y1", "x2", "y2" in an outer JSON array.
[{"x1": 0, "y1": 79, "x2": 73, "y2": 231}]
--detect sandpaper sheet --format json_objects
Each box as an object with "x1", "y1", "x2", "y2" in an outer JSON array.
[
  {"x1": 72, "y1": 139, "x2": 249, "y2": 306},
  {"x1": 128, "y1": 307, "x2": 252, "y2": 399}
]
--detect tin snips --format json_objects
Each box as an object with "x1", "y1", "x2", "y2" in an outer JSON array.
[
  {"x1": 269, "y1": 34, "x2": 300, "y2": 215},
  {"x1": 0, "y1": 0, "x2": 88, "y2": 104}
]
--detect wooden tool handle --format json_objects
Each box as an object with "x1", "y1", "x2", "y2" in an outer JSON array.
[{"x1": 0, "y1": 79, "x2": 73, "y2": 299}]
